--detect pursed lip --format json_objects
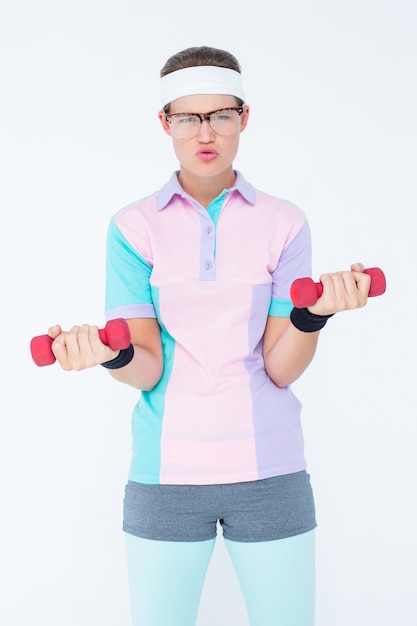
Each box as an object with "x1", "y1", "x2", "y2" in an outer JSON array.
[{"x1": 196, "y1": 148, "x2": 219, "y2": 161}]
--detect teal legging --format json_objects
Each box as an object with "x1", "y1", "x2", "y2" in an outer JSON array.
[{"x1": 125, "y1": 530, "x2": 315, "y2": 626}]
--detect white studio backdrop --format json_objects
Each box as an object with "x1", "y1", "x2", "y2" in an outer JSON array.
[{"x1": 1, "y1": 1, "x2": 416, "y2": 625}]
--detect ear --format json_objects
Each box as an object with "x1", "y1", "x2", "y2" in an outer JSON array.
[
  {"x1": 239, "y1": 105, "x2": 250, "y2": 133},
  {"x1": 158, "y1": 110, "x2": 172, "y2": 136}
]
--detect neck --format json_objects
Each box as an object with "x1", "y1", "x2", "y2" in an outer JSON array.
[{"x1": 178, "y1": 168, "x2": 236, "y2": 208}]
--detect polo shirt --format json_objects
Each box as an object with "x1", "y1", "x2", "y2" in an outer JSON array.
[{"x1": 105, "y1": 171, "x2": 312, "y2": 485}]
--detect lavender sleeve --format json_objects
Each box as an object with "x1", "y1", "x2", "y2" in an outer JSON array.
[{"x1": 268, "y1": 220, "x2": 312, "y2": 317}]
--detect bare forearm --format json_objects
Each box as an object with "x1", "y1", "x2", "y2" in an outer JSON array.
[
  {"x1": 264, "y1": 324, "x2": 319, "y2": 388},
  {"x1": 108, "y1": 344, "x2": 163, "y2": 390},
  {"x1": 264, "y1": 263, "x2": 373, "y2": 387}
]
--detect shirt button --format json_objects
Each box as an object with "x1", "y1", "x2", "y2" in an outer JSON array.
[
  {"x1": 205, "y1": 261, "x2": 212, "y2": 270},
  {"x1": 206, "y1": 225, "x2": 213, "y2": 234}
]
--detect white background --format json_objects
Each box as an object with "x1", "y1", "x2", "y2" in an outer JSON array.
[{"x1": 1, "y1": 1, "x2": 416, "y2": 625}]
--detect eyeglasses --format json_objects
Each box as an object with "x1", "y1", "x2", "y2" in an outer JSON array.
[{"x1": 165, "y1": 107, "x2": 244, "y2": 139}]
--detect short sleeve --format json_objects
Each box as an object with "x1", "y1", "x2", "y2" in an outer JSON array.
[
  {"x1": 268, "y1": 220, "x2": 312, "y2": 317},
  {"x1": 105, "y1": 218, "x2": 157, "y2": 321}
]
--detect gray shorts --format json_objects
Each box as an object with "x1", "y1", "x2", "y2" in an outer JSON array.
[{"x1": 123, "y1": 471, "x2": 316, "y2": 542}]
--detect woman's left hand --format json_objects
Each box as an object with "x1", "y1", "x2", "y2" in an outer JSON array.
[{"x1": 307, "y1": 262, "x2": 371, "y2": 316}]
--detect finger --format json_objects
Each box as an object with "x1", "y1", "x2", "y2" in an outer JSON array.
[
  {"x1": 347, "y1": 263, "x2": 370, "y2": 299},
  {"x1": 51, "y1": 328, "x2": 71, "y2": 368},
  {"x1": 352, "y1": 270, "x2": 371, "y2": 298},
  {"x1": 321, "y1": 272, "x2": 361, "y2": 309},
  {"x1": 48, "y1": 324, "x2": 62, "y2": 339},
  {"x1": 61, "y1": 325, "x2": 83, "y2": 365},
  {"x1": 340, "y1": 270, "x2": 360, "y2": 295},
  {"x1": 76, "y1": 324, "x2": 93, "y2": 354},
  {"x1": 336, "y1": 270, "x2": 369, "y2": 307},
  {"x1": 77, "y1": 324, "x2": 106, "y2": 363},
  {"x1": 71, "y1": 324, "x2": 103, "y2": 369},
  {"x1": 88, "y1": 325, "x2": 119, "y2": 363},
  {"x1": 320, "y1": 272, "x2": 342, "y2": 299}
]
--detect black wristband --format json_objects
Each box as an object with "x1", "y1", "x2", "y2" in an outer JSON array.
[
  {"x1": 101, "y1": 343, "x2": 134, "y2": 369},
  {"x1": 290, "y1": 307, "x2": 334, "y2": 332}
]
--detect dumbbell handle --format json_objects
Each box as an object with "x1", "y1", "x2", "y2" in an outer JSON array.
[
  {"x1": 290, "y1": 267, "x2": 386, "y2": 308},
  {"x1": 30, "y1": 318, "x2": 131, "y2": 367}
]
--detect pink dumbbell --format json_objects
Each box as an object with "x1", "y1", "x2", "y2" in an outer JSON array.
[
  {"x1": 30, "y1": 318, "x2": 131, "y2": 367},
  {"x1": 290, "y1": 267, "x2": 386, "y2": 308}
]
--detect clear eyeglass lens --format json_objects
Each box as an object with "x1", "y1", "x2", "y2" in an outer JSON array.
[
  {"x1": 169, "y1": 109, "x2": 240, "y2": 139},
  {"x1": 170, "y1": 115, "x2": 200, "y2": 139},
  {"x1": 210, "y1": 110, "x2": 240, "y2": 135}
]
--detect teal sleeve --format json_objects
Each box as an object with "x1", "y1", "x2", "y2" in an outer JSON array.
[
  {"x1": 268, "y1": 298, "x2": 294, "y2": 318},
  {"x1": 105, "y1": 218, "x2": 156, "y2": 319}
]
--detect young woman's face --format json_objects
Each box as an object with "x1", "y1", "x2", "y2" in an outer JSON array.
[{"x1": 158, "y1": 94, "x2": 249, "y2": 180}]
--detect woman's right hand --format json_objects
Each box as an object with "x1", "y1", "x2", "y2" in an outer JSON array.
[{"x1": 48, "y1": 324, "x2": 120, "y2": 371}]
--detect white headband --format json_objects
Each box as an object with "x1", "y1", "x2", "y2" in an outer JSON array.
[{"x1": 160, "y1": 66, "x2": 245, "y2": 108}]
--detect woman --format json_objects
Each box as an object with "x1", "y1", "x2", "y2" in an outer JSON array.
[{"x1": 48, "y1": 46, "x2": 371, "y2": 626}]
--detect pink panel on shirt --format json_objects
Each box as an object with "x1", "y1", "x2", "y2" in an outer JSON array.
[
  {"x1": 158, "y1": 281, "x2": 259, "y2": 484},
  {"x1": 114, "y1": 195, "x2": 204, "y2": 281},
  {"x1": 214, "y1": 192, "x2": 306, "y2": 279}
]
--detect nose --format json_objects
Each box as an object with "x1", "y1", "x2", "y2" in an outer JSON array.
[{"x1": 197, "y1": 118, "x2": 216, "y2": 141}]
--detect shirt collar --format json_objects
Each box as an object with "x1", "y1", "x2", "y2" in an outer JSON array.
[{"x1": 157, "y1": 170, "x2": 256, "y2": 211}]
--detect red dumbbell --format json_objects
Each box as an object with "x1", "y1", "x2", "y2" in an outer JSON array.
[
  {"x1": 290, "y1": 267, "x2": 386, "y2": 308},
  {"x1": 30, "y1": 318, "x2": 131, "y2": 367}
]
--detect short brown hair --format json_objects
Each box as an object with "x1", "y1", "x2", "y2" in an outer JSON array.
[{"x1": 160, "y1": 46, "x2": 242, "y2": 78}]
